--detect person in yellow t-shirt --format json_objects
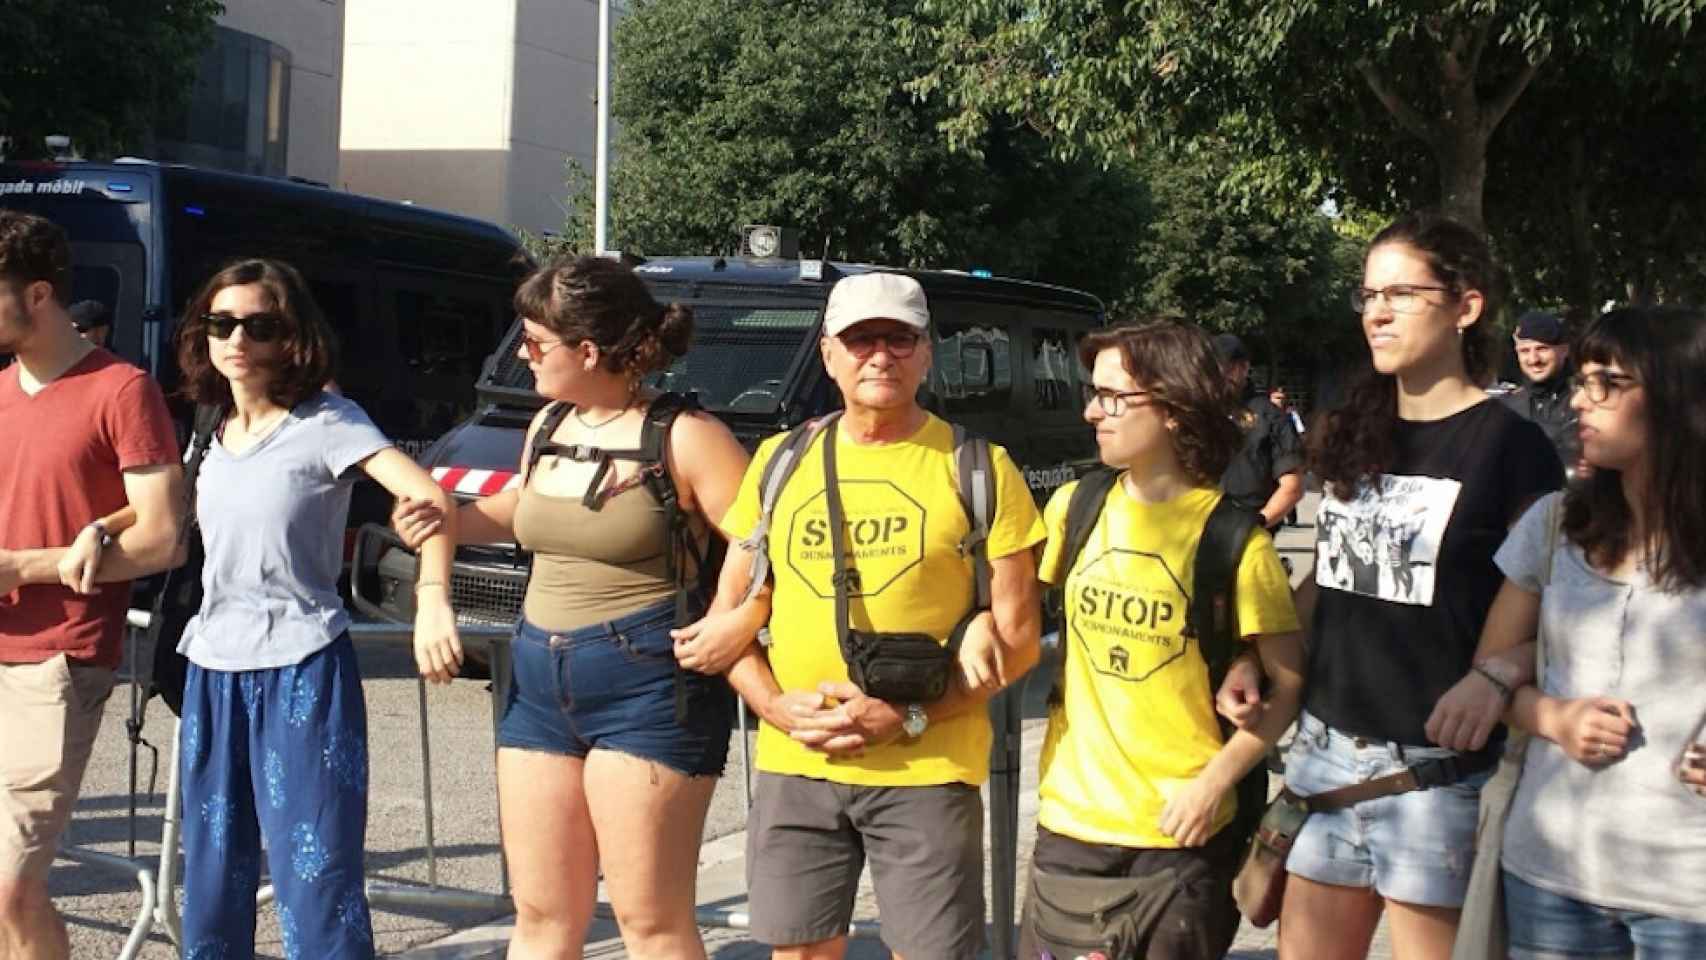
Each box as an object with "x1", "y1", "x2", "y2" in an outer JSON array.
[
  {"x1": 669, "y1": 272, "x2": 1045, "y2": 960},
  {"x1": 1019, "y1": 320, "x2": 1305, "y2": 960}
]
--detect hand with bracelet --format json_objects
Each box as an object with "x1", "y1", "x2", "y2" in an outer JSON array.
[{"x1": 1424, "y1": 643, "x2": 1532, "y2": 752}]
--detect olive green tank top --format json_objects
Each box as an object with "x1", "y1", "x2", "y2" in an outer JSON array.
[{"x1": 512, "y1": 479, "x2": 676, "y2": 633}]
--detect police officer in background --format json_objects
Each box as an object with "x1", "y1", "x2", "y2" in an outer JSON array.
[
  {"x1": 1213, "y1": 333, "x2": 1303, "y2": 532},
  {"x1": 1500, "y1": 310, "x2": 1580, "y2": 472}
]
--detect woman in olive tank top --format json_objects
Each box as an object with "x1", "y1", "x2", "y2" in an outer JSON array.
[{"x1": 394, "y1": 256, "x2": 758, "y2": 959}]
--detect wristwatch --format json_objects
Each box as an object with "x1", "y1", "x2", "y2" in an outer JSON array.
[
  {"x1": 902, "y1": 703, "x2": 929, "y2": 739},
  {"x1": 85, "y1": 520, "x2": 113, "y2": 549}
]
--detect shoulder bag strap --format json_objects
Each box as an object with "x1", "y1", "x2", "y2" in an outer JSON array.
[
  {"x1": 951, "y1": 426, "x2": 995, "y2": 611},
  {"x1": 822, "y1": 421, "x2": 860, "y2": 668}
]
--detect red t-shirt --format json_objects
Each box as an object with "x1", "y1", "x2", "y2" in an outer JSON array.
[{"x1": 0, "y1": 349, "x2": 179, "y2": 667}]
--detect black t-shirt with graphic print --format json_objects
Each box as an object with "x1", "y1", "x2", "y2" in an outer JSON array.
[{"x1": 1305, "y1": 400, "x2": 1563, "y2": 748}]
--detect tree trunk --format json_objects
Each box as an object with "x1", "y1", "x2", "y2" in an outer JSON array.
[
  {"x1": 1435, "y1": 130, "x2": 1488, "y2": 235},
  {"x1": 1564, "y1": 131, "x2": 1599, "y2": 324}
]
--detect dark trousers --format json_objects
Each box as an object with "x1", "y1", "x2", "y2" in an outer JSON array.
[{"x1": 1019, "y1": 824, "x2": 1245, "y2": 960}]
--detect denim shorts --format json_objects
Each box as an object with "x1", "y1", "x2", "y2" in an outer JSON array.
[
  {"x1": 1282, "y1": 711, "x2": 1490, "y2": 907},
  {"x1": 1504, "y1": 870, "x2": 1706, "y2": 960},
  {"x1": 495, "y1": 598, "x2": 733, "y2": 777}
]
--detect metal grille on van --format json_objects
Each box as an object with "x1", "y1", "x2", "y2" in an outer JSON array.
[{"x1": 449, "y1": 567, "x2": 528, "y2": 626}]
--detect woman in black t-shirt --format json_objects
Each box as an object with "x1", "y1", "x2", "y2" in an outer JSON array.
[{"x1": 1273, "y1": 213, "x2": 1562, "y2": 960}]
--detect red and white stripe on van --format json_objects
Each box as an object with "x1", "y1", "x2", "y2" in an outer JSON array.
[{"x1": 430, "y1": 467, "x2": 521, "y2": 497}]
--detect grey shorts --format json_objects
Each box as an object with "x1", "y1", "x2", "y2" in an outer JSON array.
[{"x1": 746, "y1": 772, "x2": 985, "y2": 959}]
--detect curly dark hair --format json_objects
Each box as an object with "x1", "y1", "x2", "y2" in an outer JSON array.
[
  {"x1": 1310, "y1": 211, "x2": 1503, "y2": 496},
  {"x1": 1079, "y1": 320, "x2": 1242, "y2": 486},
  {"x1": 1563, "y1": 306, "x2": 1706, "y2": 591},
  {"x1": 514, "y1": 255, "x2": 691, "y2": 377},
  {"x1": 175, "y1": 259, "x2": 336, "y2": 411},
  {"x1": 0, "y1": 210, "x2": 72, "y2": 303}
]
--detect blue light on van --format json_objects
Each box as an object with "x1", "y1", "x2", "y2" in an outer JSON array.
[
  {"x1": 184, "y1": 205, "x2": 206, "y2": 216},
  {"x1": 970, "y1": 268, "x2": 993, "y2": 279},
  {"x1": 106, "y1": 182, "x2": 133, "y2": 193}
]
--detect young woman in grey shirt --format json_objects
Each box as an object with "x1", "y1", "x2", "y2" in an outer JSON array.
[
  {"x1": 1429, "y1": 306, "x2": 1706, "y2": 956},
  {"x1": 168, "y1": 259, "x2": 461, "y2": 960}
]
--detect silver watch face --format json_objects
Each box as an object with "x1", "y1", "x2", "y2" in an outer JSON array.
[{"x1": 903, "y1": 705, "x2": 927, "y2": 736}]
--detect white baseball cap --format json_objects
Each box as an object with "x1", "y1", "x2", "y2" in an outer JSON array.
[{"x1": 822, "y1": 272, "x2": 930, "y2": 337}]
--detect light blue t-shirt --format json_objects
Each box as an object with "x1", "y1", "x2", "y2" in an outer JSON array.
[{"x1": 180, "y1": 391, "x2": 392, "y2": 670}]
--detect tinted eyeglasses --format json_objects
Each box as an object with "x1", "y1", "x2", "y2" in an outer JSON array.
[
  {"x1": 838, "y1": 330, "x2": 922, "y2": 360},
  {"x1": 203, "y1": 312, "x2": 285, "y2": 343},
  {"x1": 1569, "y1": 370, "x2": 1640, "y2": 406},
  {"x1": 520, "y1": 332, "x2": 567, "y2": 363}
]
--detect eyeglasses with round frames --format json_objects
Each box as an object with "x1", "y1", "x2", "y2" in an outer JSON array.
[
  {"x1": 1080, "y1": 384, "x2": 1154, "y2": 416},
  {"x1": 1350, "y1": 284, "x2": 1455, "y2": 314},
  {"x1": 1569, "y1": 370, "x2": 1639, "y2": 406},
  {"x1": 203, "y1": 312, "x2": 284, "y2": 343},
  {"x1": 837, "y1": 330, "x2": 922, "y2": 360}
]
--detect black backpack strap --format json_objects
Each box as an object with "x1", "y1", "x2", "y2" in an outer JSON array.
[
  {"x1": 737, "y1": 412, "x2": 840, "y2": 605},
  {"x1": 140, "y1": 403, "x2": 224, "y2": 712},
  {"x1": 631, "y1": 392, "x2": 717, "y2": 727},
  {"x1": 524, "y1": 401, "x2": 576, "y2": 482},
  {"x1": 1047, "y1": 468, "x2": 1119, "y2": 707},
  {"x1": 1188, "y1": 495, "x2": 1265, "y2": 846}
]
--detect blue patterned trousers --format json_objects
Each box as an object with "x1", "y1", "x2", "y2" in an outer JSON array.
[{"x1": 179, "y1": 633, "x2": 374, "y2": 960}]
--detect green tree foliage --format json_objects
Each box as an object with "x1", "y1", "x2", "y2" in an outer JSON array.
[
  {"x1": 572, "y1": 0, "x2": 1152, "y2": 304},
  {"x1": 1489, "y1": 26, "x2": 1706, "y2": 317},
  {"x1": 914, "y1": 0, "x2": 1704, "y2": 243},
  {"x1": 1127, "y1": 156, "x2": 1367, "y2": 366},
  {"x1": 0, "y1": 0, "x2": 223, "y2": 160}
]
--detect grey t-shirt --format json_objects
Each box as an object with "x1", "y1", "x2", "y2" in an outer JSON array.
[
  {"x1": 1497, "y1": 492, "x2": 1706, "y2": 922},
  {"x1": 180, "y1": 391, "x2": 392, "y2": 671}
]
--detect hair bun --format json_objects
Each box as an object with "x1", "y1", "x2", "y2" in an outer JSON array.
[{"x1": 656, "y1": 302, "x2": 694, "y2": 359}]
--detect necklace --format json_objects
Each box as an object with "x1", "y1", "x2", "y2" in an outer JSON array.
[{"x1": 574, "y1": 404, "x2": 628, "y2": 430}]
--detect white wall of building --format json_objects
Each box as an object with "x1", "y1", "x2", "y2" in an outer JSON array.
[
  {"x1": 340, "y1": 0, "x2": 600, "y2": 234},
  {"x1": 217, "y1": 0, "x2": 346, "y2": 184}
]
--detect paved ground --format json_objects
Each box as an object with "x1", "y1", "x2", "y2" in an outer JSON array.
[{"x1": 49, "y1": 491, "x2": 1392, "y2": 958}]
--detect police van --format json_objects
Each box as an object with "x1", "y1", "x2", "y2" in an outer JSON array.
[
  {"x1": 0, "y1": 160, "x2": 528, "y2": 451},
  {"x1": 352, "y1": 249, "x2": 1106, "y2": 646}
]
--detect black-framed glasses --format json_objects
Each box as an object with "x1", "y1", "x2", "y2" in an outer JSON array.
[
  {"x1": 1569, "y1": 370, "x2": 1640, "y2": 406},
  {"x1": 520, "y1": 332, "x2": 567, "y2": 363},
  {"x1": 838, "y1": 330, "x2": 922, "y2": 360},
  {"x1": 1080, "y1": 384, "x2": 1153, "y2": 416},
  {"x1": 203, "y1": 312, "x2": 284, "y2": 343},
  {"x1": 1350, "y1": 284, "x2": 1455, "y2": 314}
]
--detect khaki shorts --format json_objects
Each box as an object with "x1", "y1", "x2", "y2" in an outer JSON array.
[
  {"x1": 0, "y1": 655, "x2": 114, "y2": 881},
  {"x1": 746, "y1": 772, "x2": 985, "y2": 960}
]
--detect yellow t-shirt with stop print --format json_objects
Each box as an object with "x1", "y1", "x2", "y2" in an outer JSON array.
[
  {"x1": 1036, "y1": 478, "x2": 1299, "y2": 848},
  {"x1": 722, "y1": 414, "x2": 1045, "y2": 787}
]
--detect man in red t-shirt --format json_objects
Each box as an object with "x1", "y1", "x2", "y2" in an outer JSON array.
[{"x1": 0, "y1": 211, "x2": 182, "y2": 960}]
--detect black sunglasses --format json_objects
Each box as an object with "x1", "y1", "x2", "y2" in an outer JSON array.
[{"x1": 202, "y1": 312, "x2": 285, "y2": 343}]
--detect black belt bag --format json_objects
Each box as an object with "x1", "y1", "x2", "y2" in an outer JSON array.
[
  {"x1": 824, "y1": 429, "x2": 967, "y2": 704},
  {"x1": 1026, "y1": 867, "x2": 1181, "y2": 959}
]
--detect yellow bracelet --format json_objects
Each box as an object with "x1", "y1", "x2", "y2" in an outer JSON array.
[{"x1": 414, "y1": 580, "x2": 448, "y2": 592}]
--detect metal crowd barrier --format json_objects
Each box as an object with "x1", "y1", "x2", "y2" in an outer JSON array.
[{"x1": 69, "y1": 611, "x2": 1028, "y2": 957}]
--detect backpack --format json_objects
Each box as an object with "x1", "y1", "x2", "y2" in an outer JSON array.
[
  {"x1": 138, "y1": 402, "x2": 225, "y2": 721},
  {"x1": 1056, "y1": 468, "x2": 1266, "y2": 847},
  {"x1": 735, "y1": 412, "x2": 996, "y2": 621},
  {"x1": 524, "y1": 392, "x2": 726, "y2": 722}
]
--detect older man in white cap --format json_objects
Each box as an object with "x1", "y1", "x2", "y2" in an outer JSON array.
[{"x1": 676, "y1": 271, "x2": 1044, "y2": 959}]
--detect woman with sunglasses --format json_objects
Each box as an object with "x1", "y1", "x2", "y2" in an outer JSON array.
[
  {"x1": 1020, "y1": 320, "x2": 1305, "y2": 960},
  {"x1": 1268, "y1": 213, "x2": 1564, "y2": 959},
  {"x1": 162, "y1": 258, "x2": 461, "y2": 959},
  {"x1": 391, "y1": 256, "x2": 752, "y2": 959},
  {"x1": 1429, "y1": 307, "x2": 1706, "y2": 958}
]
